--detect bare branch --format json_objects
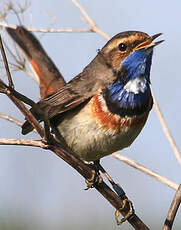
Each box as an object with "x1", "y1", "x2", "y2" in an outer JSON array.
[
  {"x1": 0, "y1": 22, "x2": 93, "y2": 33},
  {"x1": 163, "y1": 184, "x2": 181, "y2": 230},
  {"x1": 0, "y1": 138, "x2": 47, "y2": 148},
  {"x1": 112, "y1": 153, "x2": 179, "y2": 191},
  {"x1": 2, "y1": 32, "x2": 23, "y2": 65},
  {"x1": 2, "y1": 31, "x2": 39, "y2": 83},
  {"x1": 0, "y1": 1, "x2": 13, "y2": 21},
  {"x1": 0, "y1": 112, "x2": 38, "y2": 133},
  {"x1": 72, "y1": 0, "x2": 110, "y2": 40},
  {"x1": 152, "y1": 90, "x2": 181, "y2": 166},
  {"x1": 0, "y1": 112, "x2": 23, "y2": 126},
  {"x1": 0, "y1": 34, "x2": 14, "y2": 88},
  {"x1": 48, "y1": 143, "x2": 150, "y2": 230},
  {"x1": 0, "y1": 79, "x2": 44, "y2": 137},
  {"x1": 7, "y1": 92, "x2": 45, "y2": 137}
]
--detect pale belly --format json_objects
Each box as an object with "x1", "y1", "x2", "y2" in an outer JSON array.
[{"x1": 55, "y1": 97, "x2": 149, "y2": 162}]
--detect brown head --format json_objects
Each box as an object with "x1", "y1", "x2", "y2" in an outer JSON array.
[{"x1": 100, "y1": 31, "x2": 163, "y2": 71}]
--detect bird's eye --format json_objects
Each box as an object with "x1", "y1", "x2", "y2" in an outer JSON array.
[{"x1": 118, "y1": 43, "x2": 127, "y2": 52}]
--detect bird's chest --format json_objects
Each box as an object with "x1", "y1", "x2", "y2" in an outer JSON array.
[{"x1": 56, "y1": 93, "x2": 150, "y2": 161}]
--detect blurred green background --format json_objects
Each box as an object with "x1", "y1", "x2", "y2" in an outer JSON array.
[{"x1": 0, "y1": 0, "x2": 181, "y2": 229}]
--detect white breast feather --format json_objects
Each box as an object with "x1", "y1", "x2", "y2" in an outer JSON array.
[{"x1": 124, "y1": 76, "x2": 147, "y2": 94}]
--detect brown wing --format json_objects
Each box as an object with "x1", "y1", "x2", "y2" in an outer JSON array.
[
  {"x1": 39, "y1": 49, "x2": 118, "y2": 118},
  {"x1": 22, "y1": 75, "x2": 94, "y2": 134},
  {"x1": 21, "y1": 44, "x2": 117, "y2": 134},
  {"x1": 22, "y1": 70, "x2": 99, "y2": 135},
  {"x1": 39, "y1": 71, "x2": 101, "y2": 118}
]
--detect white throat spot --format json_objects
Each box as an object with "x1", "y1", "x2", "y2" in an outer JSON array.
[{"x1": 123, "y1": 77, "x2": 147, "y2": 94}]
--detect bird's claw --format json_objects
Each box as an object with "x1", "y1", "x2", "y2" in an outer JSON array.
[
  {"x1": 85, "y1": 170, "x2": 103, "y2": 190},
  {"x1": 115, "y1": 198, "x2": 134, "y2": 225}
]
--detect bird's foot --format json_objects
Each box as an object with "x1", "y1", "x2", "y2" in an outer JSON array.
[
  {"x1": 112, "y1": 183, "x2": 134, "y2": 224},
  {"x1": 42, "y1": 134, "x2": 54, "y2": 145},
  {"x1": 85, "y1": 169, "x2": 103, "y2": 190},
  {"x1": 115, "y1": 198, "x2": 134, "y2": 225}
]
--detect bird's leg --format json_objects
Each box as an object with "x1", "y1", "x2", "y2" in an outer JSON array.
[
  {"x1": 93, "y1": 160, "x2": 134, "y2": 224},
  {"x1": 93, "y1": 160, "x2": 125, "y2": 195},
  {"x1": 42, "y1": 116, "x2": 56, "y2": 144},
  {"x1": 85, "y1": 162, "x2": 103, "y2": 190}
]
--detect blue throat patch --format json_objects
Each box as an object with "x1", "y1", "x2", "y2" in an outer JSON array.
[{"x1": 104, "y1": 49, "x2": 153, "y2": 116}]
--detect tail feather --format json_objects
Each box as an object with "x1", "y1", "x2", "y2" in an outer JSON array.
[
  {"x1": 6, "y1": 26, "x2": 66, "y2": 135},
  {"x1": 6, "y1": 26, "x2": 66, "y2": 99},
  {"x1": 21, "y1": 106, "x2": 42, "y2": 135},
  {"x1": 22, "y1": 121, "x2": 34, "y2": 135}
]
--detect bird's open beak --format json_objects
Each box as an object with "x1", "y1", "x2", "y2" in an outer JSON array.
[{"x1": 134, "y1": 33, "x2": 164, "y2": 50}]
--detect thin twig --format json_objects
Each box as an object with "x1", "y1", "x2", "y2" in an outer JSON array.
[
  {"x1": 152, "y1": 90, "x2": 181, "y2": 166},
  {"x1": 0, "y1": 112, "x2": 23, "y2": 126},
  {"x1": 0, "y1": 22, "x2": 93, "y2": 33},
  {"x1": 0, "y1": 80, "x2": 44, "y2": 137},
  {"x1": 0, "y1": 112, "x2": 37, "y2": 133},
  {"x1": 3, "y1": 32, "x2": 23, "y2": 64},
  {"x1": 0, "y1": 138, "x2": 47, "y2": 148},
  {"x1": 163, "y1": 184, "x2": 181, "y2": 230},
  {"x1": 72, "y1": 0, "x2": 110, "y2": 40},
  {"x1": 0, "y1": 114, "x2": 150, "y2": 229},
  {"x1": 112, "y1": 153, "x2": 179, "y2": 191},
  {"x1": 7, "y1": 92, "x2": 44, "y2": 137},
  {"x1": 0, "y1": 32, "x2": 44, "y2": 140},
  {"x1": 0, "y1": 34, "x2": 43, "y2": 115},
  {"x1": 0, "y1": 34, "x2": 14, "y2": 88},
  {"x1": 2, "y1": 35, "x2": 39, "y2": 83}
]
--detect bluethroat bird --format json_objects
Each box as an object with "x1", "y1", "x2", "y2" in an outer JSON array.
[{"x1": 7, "y1": 27, "x2": 163, "y2": 192}]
